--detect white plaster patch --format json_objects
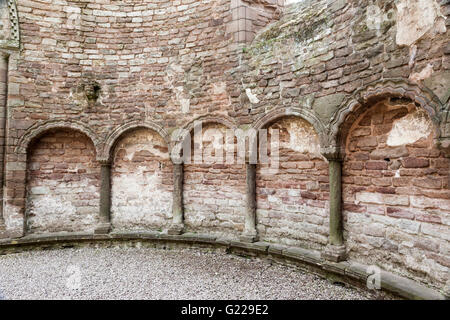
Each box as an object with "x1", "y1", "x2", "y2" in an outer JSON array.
[
  {"x1": 111, "y1": 167, "x2": 172, "y2": 230},
  {"x1": 246, "y1": 88, "x2": 260, "y2": 104},
  {"x1": 3, "y1": 203, "x2": 22, "y2": 231},
  {"x1": 121, "y1": 134, "x2": 169, "y2": 161},
  {"x1": 365, "y1": 4, "x2": 395, "y2": 32},
  {"x1": 409, "y1": 63, "x2": 434, "y2": 83},
  {"x1": 395, "y1": 0, "x2": 446, "y2": 46},
  {"x1": 285, "y1": 121, "x2": 321, "y2": 155},
  {"x1": 212, "y1": 82, "x2": 227, "y2": 95},
  {"x1": 26, "y1": 179, "x2": 98, "y2": 233},
  {"x1": 387, "y1": 109, "x2": 433, "y2": 146}
]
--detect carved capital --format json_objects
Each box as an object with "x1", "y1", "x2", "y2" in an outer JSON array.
[
  {"x1": 320, "y1": 145, "x2": 345, "y2": 161},
  {"x1": 98, "y1": 159, "x2": 111, "y2": 166},
  {"x1": 438, "y1": 138, "x2": 450, "y2": 158}
]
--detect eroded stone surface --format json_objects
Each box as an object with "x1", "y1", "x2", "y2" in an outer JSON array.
[
  {"x1": 343, "y1": 100, "x2": 449, "y2": 288},
  {"x1": 26, "y1": 130, "x2": 100, "y2": 234},
  {"x1": 111, "y1": 128, "x2": 173, "y2": 231}
]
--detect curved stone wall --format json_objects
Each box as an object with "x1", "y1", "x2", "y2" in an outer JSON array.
[{"x1": 0, "y1": 0, "x2": 448, "y2": 296}]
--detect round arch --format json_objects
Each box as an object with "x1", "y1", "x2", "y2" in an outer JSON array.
[
  {"x1": 328, "y1": 79, "x2": 443, "y2": 151},
  {"x1": 101, "y1": 120, "x2": 170, "y2": 162},
  {"x1": 170, "y1": 114, "x2": 237, "y2": 161},
  {"x1": 251, "y1": 106, "x2": 328, "y2": 148},
  {"x1": 16, "y1": 120, "x2": 101, "y2": 156}
]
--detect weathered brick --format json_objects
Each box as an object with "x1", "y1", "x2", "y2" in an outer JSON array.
[{"x1": 402, "y1": 157, "x2": 430, "y2": 168}]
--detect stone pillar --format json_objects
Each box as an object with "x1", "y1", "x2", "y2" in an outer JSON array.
[
  {"x1": 321, "y1": 148, "x2": 346, "y2": 262},
  {"x1": 0, "y1": 53, "x2": 8, "y2": 238},
  {"x1": 240, "y1": 163, "x2": 258, "y2": 243},
  {"x1": 95, "y1": 161, "x2": 112, "y2": 234},
  {"x1": 168, "y1": 163, "x2": 184, "y2": 235}
]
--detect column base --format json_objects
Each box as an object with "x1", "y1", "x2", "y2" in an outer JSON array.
[
  {"x1": 321, "y1": 244, "x2": 347, "y2": 262},
  {"x1": 168, "y1": 223, "x2": 184, "y2": 235},
  {"x1": 239, "y1": 232, "x2": 258, "y2": 243},
  {"x1": 94, "y1": 222, "x2": 111, "y2": 235}
]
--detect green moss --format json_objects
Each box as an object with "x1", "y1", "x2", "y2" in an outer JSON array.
[{"x1": 294, "y1": 17, "x2": 328, "y2": 42}]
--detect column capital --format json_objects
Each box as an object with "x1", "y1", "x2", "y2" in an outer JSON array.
[
  {"x1": 98, "y1": 159, "x2": 111, "y2": 166},
  {"x1": 438, "y1": 138, "x2": 450, "y2": 158},
  {"x1": 321, "y1": 145, "x2": 345, "y2": 161}
]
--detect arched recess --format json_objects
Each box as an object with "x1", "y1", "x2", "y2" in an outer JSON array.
[
  {"x1": 16, "y1": 120, "x2": 102, "y2": 156},
  {"x1": 328, "y1": 79, "x2": 443, "y2": 153},
  {"x1": 253, "y1": 107, "x2": 328, "y2": 145},
  {"x1": 102, "y1": 120, "x2": 170, "y2": 162},
  {"x1": 25, "y1": 127, "x2": 101, "y2": 234},
  {"x1": 253, "y1": 109, "x2": 329, "y2": 250},
  {"x1": 180, "y1": 115, "x2": 245, "y2": 237},
  {"x1": 336, "y1": 81, "x2": 449, "y2": 289},
  {"x1": 170, "y1": 114, "x2": 236, "y2": 163},
  {"x1": 108, "y1": 125, "x2": 173, "y2": 231}
]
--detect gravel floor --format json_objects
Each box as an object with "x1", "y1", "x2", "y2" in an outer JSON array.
[{"x1": 0, "y1": 247, "x2": 374, "y2": 300}]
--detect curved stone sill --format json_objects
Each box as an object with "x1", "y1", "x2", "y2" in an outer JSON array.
[{"x1": 0, "y1": 231, "x2": 446, "y2": 301}]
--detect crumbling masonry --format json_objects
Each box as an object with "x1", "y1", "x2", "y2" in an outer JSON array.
[{"x1": 0, "y1": 0, "x2": 449, "y2": 293}]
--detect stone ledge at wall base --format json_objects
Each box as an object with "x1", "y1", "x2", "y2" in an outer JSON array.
[{"x1": 0, "y1": 231, "x2": 446, "y2": 301}]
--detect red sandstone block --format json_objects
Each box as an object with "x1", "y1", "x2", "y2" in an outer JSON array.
[
  {"x1": 386, "y1": 207, "x2": 415, "y2": 219},
  {"x1": 374, "y1": 187, "x2": 395, "y2": 194},
  {"x1": 415, "y1": 213, "x2": 442, "y2": 224},
  {"x1": 366, "y1": 161, "x2": 388, "y2": 170},
  {"x1": 402, "y1": 157, "x2": 430, "y2": 168},
  {"x1": 301, "y1": 191, "x2": 317, "y2": 200},
  {"x1": 357, "y1": 136, "x2": 378, "y2": 148},
  {"x1": 343, "y1": 202, "x2": 366, "y2": 213},
  {"x1": 412, "y1": 177, "x2": 442, "y2": 189}
]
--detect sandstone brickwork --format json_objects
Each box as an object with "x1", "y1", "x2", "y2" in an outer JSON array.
[
  {"x1": 111, "y1": 128, "x2": 173, "y2": 231},
  {"x1": 0, "y1": 0, "x2": 448, "y2": 291},
  {"x1": 343, "y1": 99, "x2": 450, "y2": 287},
  {"x1": 26, "y1": 129, "x2": 100, "y2": 233},
  {"x1": 256, "y1": 116, "x2": 329, "y2": 249},
  {"x1": 184, "y1": 123, "x2": 246, "y2": 236}
]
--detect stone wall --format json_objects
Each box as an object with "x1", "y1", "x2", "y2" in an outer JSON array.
[
  {"x1": 111, "y1": 128, "x2": 173, "y2": 231},
  {"x1": 256, "y1": 116, "x2": 329, "y2": 249},
  {"x1": 0, "y1": 0, "x2": 448, "y2": 292},
  {"x1": 26, "y1": 129, "x2": 100, "y2": 233},
  {"x1": 183, "y1": 123, "x2": 246, "y2": 236},
  {"x1": 343, "y1": 99, "x2": 450, "y2": 287}
]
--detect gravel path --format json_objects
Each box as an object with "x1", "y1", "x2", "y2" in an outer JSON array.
[{"x1": 0, "y1": 247, "x2": 373, "y2": 300}]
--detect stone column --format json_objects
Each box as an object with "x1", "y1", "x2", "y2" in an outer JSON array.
[
  {"x1": 168, "y1": 163, "x2": 184, "y2": 235},
  {"x1": 0, "y1": 53, "x2": 8, "y2": 238},
  {"x1": 321, "y1": 147, "x2": 346, "y2": 262},
  {"x1": 240, "y1": 163, "x2": 258, "y2": 243},
  {"x1": 95, "y1": 161, "x2": 112, "y2": 234}
]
